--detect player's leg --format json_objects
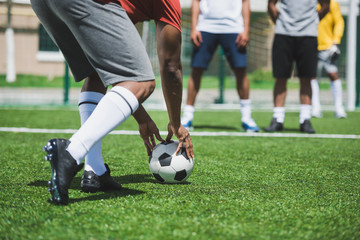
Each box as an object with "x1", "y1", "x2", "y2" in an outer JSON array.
[
  {"x1": 233, "y1": 67, "x2": 259, "y2": 132},
  {"x1": 311, "y1": 51, "x2": 325, "y2": 118},
  {"x1": 325, "y1": 57, "x2": 347, "y2": 118},
  {"x1": 311, "y1": 77, "x2": 322, "y2": 117},
  {"x1": 296, "y1": 36, "x2": 317, "y2": 133},
  {"x1": 181, "y1": 32, "x2": 217, "y2": 129},
  {"x1": 265, "y1": 34, "x2": 293, "y2": 132},
  {"x1": 219, "y1": 33, "x2": 259, "y2": 132},
  {"x1": 181, "y1": 68, "x2": 204, "y2": 130},
  {"x1": 78, "y1": 74, "x2": 125, "y2": 193}
]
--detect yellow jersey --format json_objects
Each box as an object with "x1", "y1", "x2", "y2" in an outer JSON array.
[{"x1": 317, "y1": 0, "x2": 344, "y2": 51}]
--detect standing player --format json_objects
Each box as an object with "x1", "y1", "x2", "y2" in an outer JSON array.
[
  {"x1": 180, "y1": 0, "x2": 260, "y2": 132},
  {"x1": 311, "y1": 0, "x2": 346, "y2": 118},
  {"x1": 265, "y1": 0, "x2": 330, "y2": 133},
  {"x1": 79, "y1": 0, "x2": 194, "y2": 192}
]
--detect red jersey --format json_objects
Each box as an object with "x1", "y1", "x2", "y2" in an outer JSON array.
[{"x1": 97, "y1": 0, "x2": 181, "y2": 32}]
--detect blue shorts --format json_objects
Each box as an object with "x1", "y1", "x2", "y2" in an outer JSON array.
[{"x1": 191, "y1": 31, "x2": 247, "y2": 69}]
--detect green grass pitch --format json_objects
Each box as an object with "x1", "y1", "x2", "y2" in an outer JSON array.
[{"x1": 0, "y1": 108, "x2": 359, "y2": 239}]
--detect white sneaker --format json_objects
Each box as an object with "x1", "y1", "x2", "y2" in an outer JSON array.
[
  {"x1": 181, "y1": 117, "x2": 194, "y2": 130},
  {"x1": 242, "y1": 118, "x2": 260, "y2": 132},
  {"x1": 312, "y1": 107, "x2": 323, "y2": 118},
  {"x1": 335, "y1": 108, "x2": 347, "y2": 119}
]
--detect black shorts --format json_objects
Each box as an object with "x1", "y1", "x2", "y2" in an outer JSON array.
[{"x1": 272, "y1": 34, "x2": 318, "y2": 78}]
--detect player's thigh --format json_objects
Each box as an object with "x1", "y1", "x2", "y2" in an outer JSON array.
[
  {"x1": 219, "y1": 33, "x2": 247, "y2": 69},
  {"x1": 191, "y1": 32, "x2": 219, "y2": 69},
  {"x1": 272, "y1": 34, "x2": 294, "y2": 78},
  {"x1": 58, "y1": 0, "x2": 154, "y2": 87},
  {"x1": 30, "y1": 0, "x2": 94, "y2": 82},
  {"x1": 294, "y1": 36, "x2": 317, "y2": 78}
]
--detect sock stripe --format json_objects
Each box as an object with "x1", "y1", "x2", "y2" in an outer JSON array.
[
  {"x1": 109, "y1": 89, "x2": 134, "y2": 114},
  {"x1": 78, "y1": 101, "x2": 98, "y2": 107}
]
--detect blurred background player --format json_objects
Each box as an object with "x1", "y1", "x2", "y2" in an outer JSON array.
[
  {"x1": 80, "y1": 0, "x2": 194, "y2": 192},
  {"x1": 265, "y1": 0, "x2": 330, "y2": 133},
  {"x1": 181, "y1": 0, "x2": 260, "y2": 132},
  {"x1": 31, "y1": 0, "x2": 165, "y2": 204},
  {"x1": 311, "y1": 0, "x2": 346, "y2": 119}
]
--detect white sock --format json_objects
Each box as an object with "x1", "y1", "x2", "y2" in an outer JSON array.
[
  {"x1": 240, "y1": 99, "x2": 252, "y2": 123},
  {"x1": 331, "y1": 79, "x2": 344, "y2": 110},
  {"x1": 311, "y1": 79, "x2": 321, "y2": 110},
  {"x1": 273, "y1": 107, "x2": 285, "y2": 123},
  {"x1": 67, "y1": 86, "x2": 139, "y2": 164},
  {"x1": 78, "y1": 91, "x2": 107, "y2": 176},
  {"x1": 181, "y1": 105, "x2": 195, "y2": 124},
  {"x1": 299, "y1": 104, "x2": 312, "y2": 124}
]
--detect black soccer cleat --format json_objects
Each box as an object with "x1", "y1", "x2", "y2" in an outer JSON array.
[
  {"x1": 81, "y1": 164, "x2": 122, "y2": 193},
  {"x1": 43, "y1": 138, "x2": 83, "y2": 205},
  {"x1": 264, "y1": 118, "x2": 284, "y2": 132},
  {"x1": 300, "y1": 120, "x2": 316, "y2": 133}
]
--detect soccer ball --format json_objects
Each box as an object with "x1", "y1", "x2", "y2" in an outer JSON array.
[{"x1": 149, "y1": 141, "x2": 194, "y2": 183}]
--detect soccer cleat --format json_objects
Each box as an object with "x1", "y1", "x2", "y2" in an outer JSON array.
[
  {"x1": 264, "y1": 118, "x2": 283, "y2": 132},
  {"x1": 81, "y1": 164, "x2": 122, "y2": 193},
  {"x1": 241, "y1": 119, "x2": 260, "y2": 132},
  {"x1": 335, "y1": 108, "x2": 347, "y2": 119},
  {"x1": 300, "y1": 120, "x2": 316, "y2": 133},
  {"x1": 181, "y1": 119, "x2": 194, "y2": 131},
  {"x1": 43, "y1": 138, "x2": 83, "y2": 205}
]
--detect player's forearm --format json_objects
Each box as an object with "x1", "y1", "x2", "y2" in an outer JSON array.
[
  {"x1": 191, "y1": 0, "x2": 201, "y2": 30},
  {"x1": 267, "y1": 0, "x2": 279, "y2": 24},
  {"x1": 133, "y1": 104, "x2": 151, "y2": 124},
  {"x1": 242, "y1": 0, "x2": 251, "y2": 35},
  {"x1": 161, "y1": 70, "x2": 183, "y2": 129},
  {"x1": 318, "y1": 0, "x2": 330, "y2": 20}
]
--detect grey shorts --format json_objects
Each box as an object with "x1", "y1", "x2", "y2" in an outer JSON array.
[
  {"x1": 317, "y1": 49, "x2": 338, "y2": 75},
  {"x1": 30, "y1": 0, "x2": 154, "y2": 87}
]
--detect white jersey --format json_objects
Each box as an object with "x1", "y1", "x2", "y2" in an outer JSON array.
[{"x1": 196, "y1": 0, "x2": 244, "y2": 34}]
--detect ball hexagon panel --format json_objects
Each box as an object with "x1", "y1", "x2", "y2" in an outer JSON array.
[
  {"x1": 149, "y1": 158, "x2": 161, "y2": 173},
  {"x1": 165, "y1": 142, "x2": 178, "y2": 155},
  {"x1": 170, "y1": 155, "x2": 194, "y2": 172},
  {"x1": 158, "y1": 166, "x2": 177, "y2": 182},
  {"x1": 152, "y1": 144, "x2": 167, "y2": 158}
]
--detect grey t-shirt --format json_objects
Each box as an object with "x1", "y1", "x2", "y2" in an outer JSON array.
[{"x1": 275, "y1": 0, "x2": 319, "y2": 37}]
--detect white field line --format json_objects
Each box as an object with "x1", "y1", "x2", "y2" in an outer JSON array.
[{"x1": 1, "y1": 127, "x2": 360, "y2": 139}]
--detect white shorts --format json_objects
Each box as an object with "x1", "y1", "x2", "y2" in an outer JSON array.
[{"x1": 317, "y1": 48, "x2": 339, "y2": 75}]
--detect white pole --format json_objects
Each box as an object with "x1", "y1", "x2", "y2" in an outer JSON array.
[
  {"x1": 6, "y1": 28, "x2": 16, "y2": 83},
  {"x1": 345, "y1": 0, "x2": 358, "y2": 111}
]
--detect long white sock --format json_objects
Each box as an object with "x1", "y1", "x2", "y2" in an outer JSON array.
[
  {"x1": 78, "y1": 91, "x2": 107, "y2": 176},
  {"x1": 181, "y1": 105, "x2": 195, "y2": 124},
  {"x1": 273, "y1": 107, "x2": 285, "y2": 123},
  {"x1": 311, "y1": 79, "x2": 321, "y2": 109},
  {"x1": 240, "y1": 99, "x2": 252, "y2": 123},
  {"x1": 67, "y1": 86, "x2": 139, "y2": 164},
  {"x1": 299, "y1": 104, "x2": 312, "y2": 124},
  {"x1": 331, "y1": 79, "x2": 344, "y2": 110}
]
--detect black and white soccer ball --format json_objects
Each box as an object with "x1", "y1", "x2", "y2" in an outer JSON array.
[{"x1": 149, "y1": 141, "x2": 194, "y2": 183}]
